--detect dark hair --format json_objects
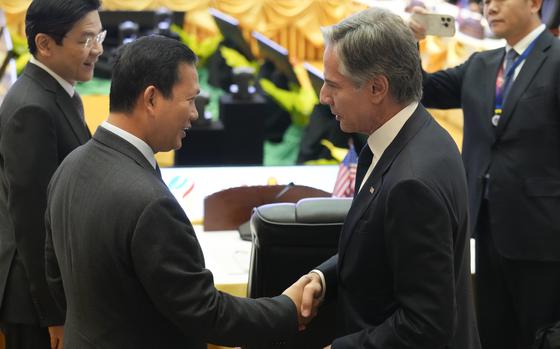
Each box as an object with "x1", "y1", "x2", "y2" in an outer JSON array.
[
  {"x1": 109, "y1": 35, "x2": 198, "y2": 113},
  {"x1": 25, "y1": 0, "x2": 102, "y2": 55}
]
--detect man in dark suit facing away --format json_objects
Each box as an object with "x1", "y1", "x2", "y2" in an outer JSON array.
[
  {"x1": 0, "y1": 0, "x2": 103, "y2": 348},
  {"x1": 298, "y1": 8, "x2": 481, "y2": 349},
  {"x1": 410, "y1": 0, "x2": 560, "y2": 348},
  {"x1": 45, "y1": 35, "x2": 310, "y2": 349}
]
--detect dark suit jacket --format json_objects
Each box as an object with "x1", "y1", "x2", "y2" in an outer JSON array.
[
  {"x1": 421, "y1": 30, "x2": 560, "y2": 261},
  {"x1": 317, "y1": 106, "x2": 480, "y2": 349},
  {"x1": 0, "y1": 63, "x2": 90, "y2": 325},
  {"x1": 45, "y1": 127, "x2": 297, "y2": 348}
]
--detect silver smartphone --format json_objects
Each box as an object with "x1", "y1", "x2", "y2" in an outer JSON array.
[{"x1": 411, "y1": 12, "x2": 456, "y2": 37}]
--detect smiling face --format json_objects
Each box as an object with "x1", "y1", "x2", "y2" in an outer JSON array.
[
  {"x1": 149, "y1": 63, "x2": 200, "y2": 153},
  {"x1": 319, "y1": 45, "x2": 378, "y2": 135},
  {"x1": 40, "y1": 10, "x2": 104, "y2": 84},
  {"x1": 483, "y1": 0, "x2": 542, "y2": 45}
]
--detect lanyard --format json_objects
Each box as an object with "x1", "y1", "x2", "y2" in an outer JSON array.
[{"x1": 494, "y1": 38, "x2": 538, "y2": 113}]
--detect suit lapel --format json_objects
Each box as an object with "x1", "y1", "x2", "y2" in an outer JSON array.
[
  {"x1": 24, "y1": 63, "x2": 90, "y2": 144},
  {"x1": 56, "y1": 91, "x2": 90, "y2": 144},
  {"x1": 337, "y1": 172, "x2": 382, "y2": 265},
  {"x1": 338, "y1": 106, "x2": 430, "y2": 265},
  {"x1": 495, "y1": 31, "x2": 551, "y2": 137},
  {"x1": 93, "y1": 127, "x2": 159, "y2": 178}
]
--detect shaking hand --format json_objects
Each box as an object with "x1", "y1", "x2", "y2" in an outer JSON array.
[
  {"x1": 282, "y1": 274, "x2": 321, "y2": 331},
  {"x1": 300, "y1": 272, "x2": 323, "y2": 322}
]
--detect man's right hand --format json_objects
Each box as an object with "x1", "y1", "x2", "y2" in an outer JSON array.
[{"x1": 408, "y1": 6, "x2": 429, "y2": 41}]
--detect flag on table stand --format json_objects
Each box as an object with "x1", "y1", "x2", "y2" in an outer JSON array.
[{"x1": 332, "y1": 144, "x2": 358, "y2": 197}]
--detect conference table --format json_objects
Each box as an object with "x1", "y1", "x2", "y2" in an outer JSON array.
[{"x1": 196, "y1": 227, "x2": 251, "y2": 298}]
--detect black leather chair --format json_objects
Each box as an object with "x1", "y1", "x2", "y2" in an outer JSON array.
[{"x1": 247, "y1": 197, "x2": 352, "y2": 348}]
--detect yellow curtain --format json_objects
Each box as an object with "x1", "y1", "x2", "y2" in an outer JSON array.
[
  {"x1": 100, "y1": 0, "x2": 158, "y2": 10},
  {"x1": 212, "y1": 0, "x2": 356, "y2": 60},
  {"x1": 2, "y1": 0, "x2": 471, "y2": 66},
  {"x1": 0, "y1": 0, "x2": 30, "y2": 14},
  {"x1": 100, "y1": 0, "x2": 209, "y2": 11},
  {"x1": 0, "y1": 0, "x2": 30, "y2": 36}
]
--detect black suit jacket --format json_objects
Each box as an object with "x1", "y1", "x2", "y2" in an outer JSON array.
[
  {"x1": 317, "y1": 106, "x2": 480, "y2": 349},
  {"x1": 0, "y1": 63, "x2": 89, "y2": 325},
  {"x1": 45, "y1": 127, "x2": 297, "y2": 348},
  {"x1": 422, "y1": 30, "x2": 560, "y2": 261}
]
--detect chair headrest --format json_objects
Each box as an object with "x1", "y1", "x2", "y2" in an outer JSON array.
[
  {"x1": 295, "y1": 197, "x2": 352, "y2": 223},
  {"x1": 254, "y1": 197, "x2": 352, "y2": 225}
]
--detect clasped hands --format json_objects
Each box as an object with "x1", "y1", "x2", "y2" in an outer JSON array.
[{"x1": 282, "y1": 272, "x2": 324, "y2": 331}]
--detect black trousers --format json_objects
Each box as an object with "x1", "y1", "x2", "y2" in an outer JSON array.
[
  {"x1": 475, "y1": 202, "x2": 560, "y2": 349},
  {"x1": 0, "y1": 323, "x2": 50, "y2": 349}
]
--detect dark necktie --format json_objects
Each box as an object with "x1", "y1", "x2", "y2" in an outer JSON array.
[
  {"x1": 72, "y1": 92, "x2": 85, "y2": 121},
  {"x1": 502, "y1": 49, "x2": 518, "y2": 103},
  {"x1": 355, "y1": 145, "x2": 373, "y2": 196},
  {"x1": 72, "y1": 92, "x2": 91, "y2": 137}
]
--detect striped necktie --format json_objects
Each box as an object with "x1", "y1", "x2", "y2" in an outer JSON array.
[{"x1": 502, "y1": 49, "x2": 518, "y2": 103}]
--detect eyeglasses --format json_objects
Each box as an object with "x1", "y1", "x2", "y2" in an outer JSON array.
[{"x1": 83, "y1": 30, "x2": 106, "y2": 49}]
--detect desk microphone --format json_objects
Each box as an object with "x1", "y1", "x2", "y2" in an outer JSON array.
[
  {"x1": 274, "y1": 182, "x2": 294, "y2": 200},
  {"x1": 238, "y1": 182, "x2": 295, "y2": 241}
]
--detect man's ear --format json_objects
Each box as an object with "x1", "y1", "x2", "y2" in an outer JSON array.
[
  {"x1": 530, "y1": 0, "x2": 543, "y2": 14},
  {"x1": 143, "y1": 85, "x2": 157, "y2": 115},
  {"x1": 369, "y1": 75, "x2": 389, "y2": 104},
  {"x1": 35, "y1": 33, "x2": 52, "y2": 57}
]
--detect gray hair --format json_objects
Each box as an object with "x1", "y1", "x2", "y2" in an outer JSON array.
[{"x1": 322, "y1": 7, "x2": 422, "y2": 103}]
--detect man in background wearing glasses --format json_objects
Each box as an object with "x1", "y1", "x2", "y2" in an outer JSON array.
[{"x1": 0, "y1": 0, "x2": 103, "y2": 348}]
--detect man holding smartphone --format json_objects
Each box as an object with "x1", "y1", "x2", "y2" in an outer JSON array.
[{"x1": 410, "y1": 1, "x2": 560, "y2": 348}]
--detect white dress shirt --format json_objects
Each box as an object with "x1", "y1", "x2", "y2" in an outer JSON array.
[
  {"x1": 505, "y1": 24, "x2": 546, "y2": 81},
  {"x1": 359, "y1": 101, "x2": 418, "y2": 192},
  {"x1": 100, "y1": 121, "x2": 157, "y2": 169},
  {"x1": 29, "y1": 56, "x2": 76, "y2": 97}
]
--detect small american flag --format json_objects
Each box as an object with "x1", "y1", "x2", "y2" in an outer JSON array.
[{"x1": 332, "y1": 144, "x2": 358, "y2": 197}]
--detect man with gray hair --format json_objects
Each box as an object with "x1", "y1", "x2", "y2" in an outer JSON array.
[{"x1": 298, "y1": 8, "x2": 481, "y2": 349}]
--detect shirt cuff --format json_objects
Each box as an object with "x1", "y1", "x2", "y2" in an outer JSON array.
[{"x1": 310, "y1": 269, "x2": 326, "y2": 301}]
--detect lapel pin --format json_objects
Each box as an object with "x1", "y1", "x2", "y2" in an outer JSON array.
[
  {"x1": 369, "y1": 186, "x2": 375, "y2": 194},
  {"x1": 491, "y1": 114, "x2": 500, "y2": 127}
]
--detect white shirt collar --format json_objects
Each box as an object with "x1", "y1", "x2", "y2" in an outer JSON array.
[
  {"x1": 29, "y1": 56, "x2": 75, "y2": 97},
  {"x1": 367, "y1": 101, "x2": 419, "y2": 160},
  {"x1": 507, "y1": 24, "x2": 546, "y2": 55},
  {"x1": 100, "y1": 121, "x2": 157, "y2": 169}
]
